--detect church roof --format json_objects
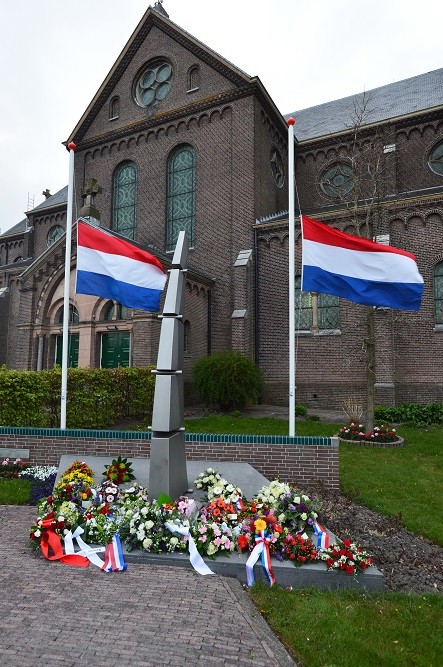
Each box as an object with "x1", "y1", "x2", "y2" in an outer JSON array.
[
  {"x1": 286, "y1": 68, "x2": 443, "y2": 142},
  {"x1": 31, "y1": 186, "x2": 68, "y2": 212},
  {"x1": 0, "y1": 218, "x2": 28, "y2": 238}
]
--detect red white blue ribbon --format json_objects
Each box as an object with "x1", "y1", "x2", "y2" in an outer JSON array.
[
  {"x1": 64, "y1": 527, "x2": 127, "y2": 572},
  {"x1": 245, "y1": 531, "x2": 276, "y2": 586},
  {"x1": 313, "y1": 521, "x2": 330, "y2": 550},
  {"x1": 101, "y1": 534, "x2": 128, "y2": 572}
]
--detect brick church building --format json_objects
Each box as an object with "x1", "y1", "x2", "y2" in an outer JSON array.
[{"x1": 1, "y1": 3, "x2": 442, "y2": 409}]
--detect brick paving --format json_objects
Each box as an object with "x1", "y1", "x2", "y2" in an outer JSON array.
[{"x1": 0, "y1": 506, "x2": 296, "y2": 667}]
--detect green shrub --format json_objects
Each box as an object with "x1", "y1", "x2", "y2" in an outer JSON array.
[
  {"x1": 295, "y1": 403, "x2": 308, "y2": 417},
  {"x1": 374, "y1": 402, "x2": 443, "y2": 427},
  {"x1": 192, "y1": 350, "x2": 262, "y2": 412}
]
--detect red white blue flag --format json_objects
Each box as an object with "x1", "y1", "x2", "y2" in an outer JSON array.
[
  {"x1": 76, "y1": 220, "x2": 167, "y2": 311},
  {"x1": 301, "y1": 216, "x2": 424, "y2": 311}
]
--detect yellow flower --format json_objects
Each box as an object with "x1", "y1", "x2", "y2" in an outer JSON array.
[{"x1": 254, "y1": 519, "x2": 267, "y2": 532}]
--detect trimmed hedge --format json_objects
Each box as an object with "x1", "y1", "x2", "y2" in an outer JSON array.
[{"x1": 0, "y1": 366, "x2": 155, "y2": 429}]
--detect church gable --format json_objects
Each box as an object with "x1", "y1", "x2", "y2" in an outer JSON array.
[{"x1": 70, "y1": 7, "x2": 253, "y2": 148}]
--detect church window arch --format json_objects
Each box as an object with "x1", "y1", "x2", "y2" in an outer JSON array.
[
  {"x1": 167, "y1": 144, "x2": 196, "y2": 251},
  {"x1": 109, "y1": 96, "x2": 120, "y2": 120},
  {"x1": 434, "y1": 261, "x2": 443, "y2": 324},
  {"x1": 112, "y1": 161, "x2": 137, "y2": 240}
]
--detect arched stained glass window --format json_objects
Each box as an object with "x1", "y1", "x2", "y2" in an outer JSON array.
[
  {"x1": 434, "y1": 262, "x2": 443, "y2": 324},
  {"x1": 113, "y1": 161, "x2": 137, "y2": 240},
  {"x1": 167, "y1": 145, "x2": 196, "y2": 251}
]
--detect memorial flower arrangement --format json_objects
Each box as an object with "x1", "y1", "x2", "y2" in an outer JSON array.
[
  {"x1": 254, "y1": 479, "x2": 291, "y2": 507},
  {"x1": 274, "y1": 490, "x2": 322, "y2": 533},
  {"x1": 194, "y1": 467, "x2": 244, "y2": 505},
  {"x1": 103, "y1": 456, "x2": 135, "y2": 485},
  {"x1": 28, "y1": 461, "x2": 374, "y2": 578},
  {"x1": 319, "y1": 538, "x2": 373, "y2": 574},
  {"x1": 278, "y1": 533, "x2": 318, "y2": 564},
  {"x1": 117, "y1": 493, "x2": 188, "y2": 554},
  {"x1": 194, "y1": 515, "x2": 235, "y2": 558},
  {"x1": 236, "y1": 506, "x2": 286, "y2": 556}
]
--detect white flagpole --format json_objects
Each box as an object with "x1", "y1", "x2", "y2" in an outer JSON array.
[
  {"x1": 287, "y1": 118, "x2": 296, "y2": 436},
  {"x1": 60, "y1": 142, "x2": 77, "y2": 429}
]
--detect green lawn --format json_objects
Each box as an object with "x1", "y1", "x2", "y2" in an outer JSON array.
[
  {"x1": 250, "y1": 584, "x2": 442, "y2": 667},
  {"x1": 0, "y1": 477, "x2": 31, "y2": 505}
]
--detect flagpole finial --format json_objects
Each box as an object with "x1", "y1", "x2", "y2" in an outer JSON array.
[
  {"x1": 68, "y1": 142, "x2": 77, "y2": 151},
  {"x1": 287, "y1": 117, "x2": 295, "y2": 126}
]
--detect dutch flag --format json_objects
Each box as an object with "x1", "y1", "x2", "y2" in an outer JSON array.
[
  {"x1": 76, "y1": 220, "x2": 167, "y2": 311},
  {"x1": 301, "y1": 216, "x2": 424, "y2": 311}
]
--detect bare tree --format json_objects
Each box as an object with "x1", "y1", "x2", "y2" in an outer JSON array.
[{"x1": 336, "y1": 92, "x2": 389, "y2": 431}]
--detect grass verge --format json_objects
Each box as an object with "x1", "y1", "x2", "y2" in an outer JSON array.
[
  {"x1": 0, "y1": 477, "x2": 31, "y2": 505},
  {"x1": 250, "y1": 584, "x2": 443, "y2": 667}
]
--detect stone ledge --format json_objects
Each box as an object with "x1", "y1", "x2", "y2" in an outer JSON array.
[{"x1": 123, "y1": 547, "x2": 384, "y2": 591}]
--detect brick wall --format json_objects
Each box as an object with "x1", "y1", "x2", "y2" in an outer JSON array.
[{"x1": 0, "y1": 427, "x2": 339, "y2": 490}]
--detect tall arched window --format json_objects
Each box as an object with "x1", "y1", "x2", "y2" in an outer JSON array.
[
  {"x1": 434, "y1": 262, "x2": 443, "y2": 324},
  {"x1": 112, "y1": 161, "x2": 137, "y2": 240},
  {"x1": 167, "y1": 145, "x2": 196, "y2": 251}
]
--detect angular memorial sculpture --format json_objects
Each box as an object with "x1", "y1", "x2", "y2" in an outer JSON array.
[{"x1": 148, "y1": 231, "x2": 189, "y2": 499}]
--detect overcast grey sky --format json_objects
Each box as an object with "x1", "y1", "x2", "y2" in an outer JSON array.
[{"x1": 0, "y1": 0, "x2": 441, "y2": 234}]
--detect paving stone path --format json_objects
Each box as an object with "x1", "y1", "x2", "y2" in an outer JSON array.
[{"x1": 0, "y1": 506, "x2": 296, "y2": 667}]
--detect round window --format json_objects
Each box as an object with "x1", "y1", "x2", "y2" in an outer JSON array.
[
  {"x1": 47, "y1": 225, "x2": 64, "y2": 247},
  {"x1": 320, "y1": 163, "x2": 353, "y2": 198},
  {"x1": 134, "y1": 62, "x2": 173, "y2": 109},
  {"x1": 429, "y1": 142, "x2": 443, "y2": 176},
  {"x1": 270, "y1": 148, "x2": 284, "y2": 188}
]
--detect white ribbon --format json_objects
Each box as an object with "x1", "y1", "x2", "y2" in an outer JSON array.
[
  {"x1": 164, "y1": 521, "x2": 215, "y2": 576},
  {"x1": 64, "y1": 526, "x2": 106, "y2": 568},
  {"x1": 245, "y1": 540, "x2": 264, "y2": 587}
]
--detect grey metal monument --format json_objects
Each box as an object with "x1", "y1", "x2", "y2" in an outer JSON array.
[{"x1": 148, "y1": 231, "x2": 189, "y2": 499}]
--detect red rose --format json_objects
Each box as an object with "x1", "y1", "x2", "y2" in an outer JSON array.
[
  {"x1": 237, "y1": 535, "x2": 249, "y2": 551},
  {"x1": 346, "y1": 565, "x2": 355, "y2": 574},
  {"x1": 343, "y1": 539, "x2": 351, "y2": 547},
  {"x1": 326, "y1": 557, "x2": 334, "y2": 567}
]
